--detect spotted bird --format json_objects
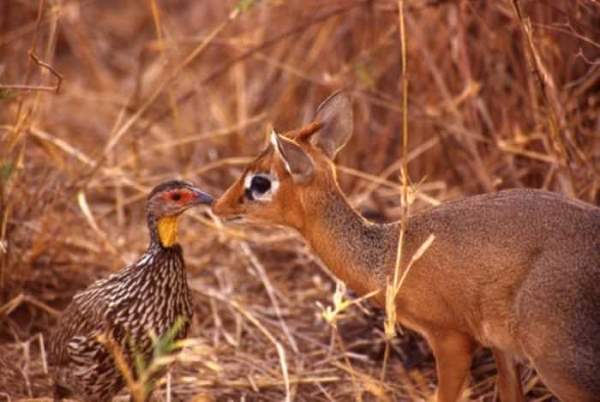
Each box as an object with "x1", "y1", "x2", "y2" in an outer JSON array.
[{"x1": 49, "y1": 180, "x2": 213, "y2": 402}]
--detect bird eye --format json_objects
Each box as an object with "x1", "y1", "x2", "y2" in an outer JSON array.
[
  {"x1": 250, "y1": 176, "x2": 271, "y2": 194},
  {"x1": 171, "y1": 192, "x2": 182, "y2": 201}
]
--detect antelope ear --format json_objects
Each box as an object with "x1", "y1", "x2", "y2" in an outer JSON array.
[
  {"x1": 311, "y1": 91, "x2": 353, "y2": 159},
  {"x1": 270, "y1": 131, "x2": 314, "y2": 183}
]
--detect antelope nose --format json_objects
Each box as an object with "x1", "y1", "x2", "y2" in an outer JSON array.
[{"x1": 210, "y1": 196, "x2": 230, "y2": 216}]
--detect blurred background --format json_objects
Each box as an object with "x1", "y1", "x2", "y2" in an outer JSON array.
[{"x1": 1, "y1": 0, "x2": 599, "y2": 400}]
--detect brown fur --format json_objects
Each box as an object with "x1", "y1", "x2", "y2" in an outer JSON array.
[{"x1": 213, "y1": 93, "x2": 600, "y2": 402}]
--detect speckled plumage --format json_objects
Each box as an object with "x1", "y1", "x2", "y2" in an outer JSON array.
[{"x1": 49, "y1": 181, "x2": 211, "y2": 402}]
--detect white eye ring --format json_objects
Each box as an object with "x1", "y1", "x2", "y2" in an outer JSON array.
[{"x1": 244, "y1": 172, "x2": 279, "y2": 202}]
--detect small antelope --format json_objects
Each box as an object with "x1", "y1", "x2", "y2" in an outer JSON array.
[{"x1": 212, "y1": 92, "x2": 600, "y2": 402}]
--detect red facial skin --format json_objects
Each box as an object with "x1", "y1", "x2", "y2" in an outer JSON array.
[{"x1": 163, "y1": 189, "x2": 194, "y2": 205}]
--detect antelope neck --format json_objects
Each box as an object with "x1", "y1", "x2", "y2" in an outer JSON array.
[{"x1": 301, "y1": 190, "x2": 396, "y2": 298}]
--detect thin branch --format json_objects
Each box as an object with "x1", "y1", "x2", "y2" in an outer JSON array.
[{"x1": 0, "y1": 51, "x2": 63, "y2": 93}]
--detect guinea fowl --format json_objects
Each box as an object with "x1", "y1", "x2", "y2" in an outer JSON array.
[{"x1": 49, "y1": 180, "x2": 213, "y2": 402}]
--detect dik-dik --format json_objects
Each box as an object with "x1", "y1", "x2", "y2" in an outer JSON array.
[{"x1": 212, "y1": 92, "x2": 600, "y2": 402}]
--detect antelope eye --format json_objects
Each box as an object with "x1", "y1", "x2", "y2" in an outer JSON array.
[
  {"x1": 250, "y1": 176, "x2": 271, "y2": 194},
  {"x1": 170, "y1": 192, "x2": 182, "y2": 201}
]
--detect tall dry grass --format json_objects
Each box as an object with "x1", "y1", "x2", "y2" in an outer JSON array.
[{"x1": 1, "y1": 0, "x2": 599, "y2": 400}]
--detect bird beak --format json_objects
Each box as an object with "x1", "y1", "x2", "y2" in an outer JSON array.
[{"x1": 191, "y1": 187, "x2": 214, "y2": 206}]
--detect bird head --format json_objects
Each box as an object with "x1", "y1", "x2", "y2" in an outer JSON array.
[{"x1": 147, "y1": 180, "x2": 213, "y2": 247}]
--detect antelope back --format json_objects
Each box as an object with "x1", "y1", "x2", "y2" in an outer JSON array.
[{"x1": 212, "y1": 92, "x2": 354, "y2": 228}]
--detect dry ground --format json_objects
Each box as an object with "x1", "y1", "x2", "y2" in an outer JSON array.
[{"x1": 1, "y1": 0, "x2": 599, "y2": 401}]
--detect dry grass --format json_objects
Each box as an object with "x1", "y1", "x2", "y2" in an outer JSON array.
[{"x1": 1, "y1": 0, "x2": 599, "y2": 400}]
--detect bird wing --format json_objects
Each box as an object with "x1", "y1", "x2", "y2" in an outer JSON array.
[{"x1": 49, "y1": 292, "x2": 108, "y2": 366}]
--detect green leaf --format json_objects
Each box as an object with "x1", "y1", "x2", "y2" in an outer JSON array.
[
  {"x1": 0, "y1": 163, "x2": 14, "y2": 184},
  {"x1": 355, "y1": 62, "x2": 376, "y2": 90},
  {"x1": 129, "y1": 336, "x2": 147, "y2": 374},
  {"x1": 235, "y1": 0, "x2": 258, "y2": 13},
  {"x1": 153, "y1": 316, "x2": 187, "y2": 358},
  {"x1": 0, "y1": 89, "x2": 16, "y2": 101}
]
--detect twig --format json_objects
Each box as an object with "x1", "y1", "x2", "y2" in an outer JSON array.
[
  {"x1": 134, "y1": 2, "x2": 363, "y2": 134},
  {"x1": 239, "y1": 241, "x2": 299, "y2": 354},
  {"x1": 511, "y1": 0, "x2": 568, "y2": 164},
  {"x1": 382, "y1": 1, "x2": 411, "y2": 384},
  {"x1": 0, "y1": 52, "x2": 63, "y2": 93},
  {"x1": 78, "y1": 11, "x2": 237, "y2": 189},
  {"x1": 0, "y1": 293, "x2": 60, "y2": 318},
  {"x1": 229, "y1": 299, "x2": 292, "y2": 402}
]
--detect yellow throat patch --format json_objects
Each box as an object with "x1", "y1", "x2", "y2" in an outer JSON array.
[{"x1": 157, "y1": 215, "x2": 179, "y2": 247}]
